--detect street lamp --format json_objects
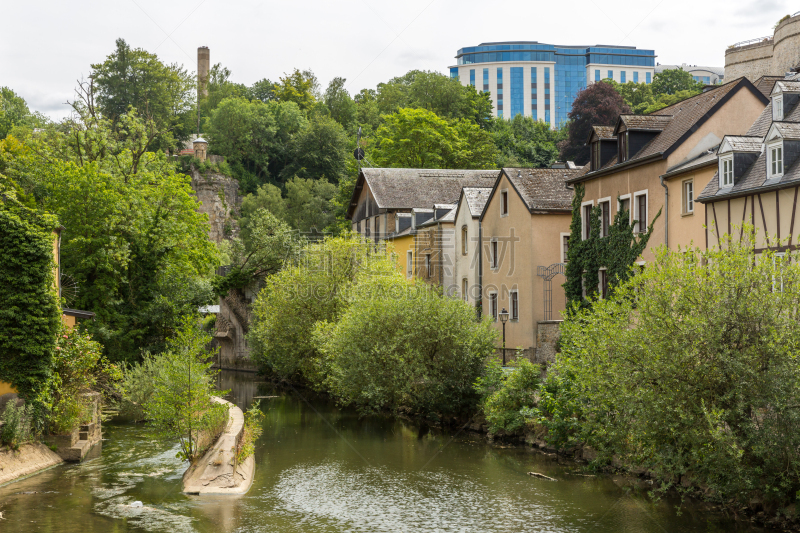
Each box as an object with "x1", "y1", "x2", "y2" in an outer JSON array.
[{"x1": 498, "y1": 308, "x2": 509, "y2": 366}]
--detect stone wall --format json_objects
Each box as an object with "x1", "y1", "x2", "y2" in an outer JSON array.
[
  {"x1": 725, "y1": 15, "x2": 800, "y2": 81},
  {"x1": 190, "y1": 168, "x2": 241, "y2": 243},
  {"x1": 212, "y1": 287, "x2": 258, "y2": 372},
  {"x1": 533, "y1": 320, "x2": 561, "y2": 364}
]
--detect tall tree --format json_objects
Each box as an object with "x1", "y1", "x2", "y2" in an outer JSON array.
[
  {"x1": 489, "y1": 114, "x2": 566, "y2": 168},
  {"x1": 323, "y1": 77, "x2": 357, "y2": 132},
  {"x1": 560, "y1": 82, "x2": 630, "y2": 165},
  {"x1": 651, "y1": 68, "x2": 705, "y2": 96},
  {"x1": 0, "y1": 87, "x2": 33, "y2": 139},
  {"x1": 273, "y1": 69, "x2": 317, "y2": 111}
]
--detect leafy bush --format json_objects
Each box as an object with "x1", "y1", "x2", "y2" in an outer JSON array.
[
  {"x1": 316, "y1": 274, "x2": 497, "y2": 418},
  {"x1": 474, "y1": 359, "x2": 541, "y2": 433},
  {"x1": 1, "y1": 401, "x2": 33, "y2": 449},
  {"x1": 545, "y1": 227, "x2": 800, "y2": 505},
  {"x1": 237, "y1": 401, "x2": 265, "y2": 463}
]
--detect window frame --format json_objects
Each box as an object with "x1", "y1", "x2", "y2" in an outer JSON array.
[
  {"x1": 510, "y1": 290, "x2": 519, "y2": 321},
  {"x1": 773, "y1": 95, "x2": 784, "y2": 121},
  {"x1": 490, "y1": 239, "x2": 499, "y2": 269},
  {"x1": 618, "y1": 131, "x2": 629, "y2": 163},
  {"x1": 591, "y1": 141, "x2": 601, "y2": 170},
  {"x1": 682, "y1": 179, "x2": 694, "y2": 214},
  {"x1": 598, "y1": 197, "x2": 611, "y2": 237},
  {"x1": 633, "y1": 190, "x2": 648, "y2": 234},
  {"x1": 581, "y1": 200, "x2": 594, "y2": 240},
  {"x1": 461, "y1": 225, "x2": 468, "y2": 255},
  {"x1": 425, "y1": 253, "x2": 432, "y2": 277},
  {"x1": 500, "y1": 189, "x2": 509, "y2": 216},
  {"x1": 488, "y1": 291, "x2": 498, "y2": 322},
  {"x1": 406, "y1": 250, "x2": 413, "y2": 279},
  {"x1": 617, "y1": 194, "x2": 632, "y2": 224},
  {"x1": 561, "y1": 232, "x2": 571, "y2": 263},
  {"x1": 462, "y1": 278, "x2": 469, "y2": 301},
  {"x1": 719, "y1": 154, "x2": 734, "y2": 188},
  {"x1": 768, "y1": 140, "x2": 784, "y2": 179}
]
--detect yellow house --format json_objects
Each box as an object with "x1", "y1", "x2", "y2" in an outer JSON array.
[{"x1": 386, "y1": 229, "x2": 415, "y2": 279}]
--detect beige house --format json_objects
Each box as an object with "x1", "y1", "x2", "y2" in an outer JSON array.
[
  {"x1": 567, "y1": 77, "x2": 769, "y2": 259},
  {"x1": 453, "y1": 187, "x2": 492, "y2": 309},
  {"x1": 414, "y1": 205, "x2": 457, "y2": 293},
  {"x1": 697, "y1": 76, "x2": 800, "y2": 252},
  {"x1": 346, "y1": 168, "x2": 497, "y2": 241},
  {"x1": 481, "y1": 167, "x2": 585, "y2": 361}
]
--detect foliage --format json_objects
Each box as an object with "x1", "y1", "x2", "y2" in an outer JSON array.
[
  {"x1": 607, "y1": 75, "x2": 703, "y2": 115},
  {"x1": 237, "y1": 401, "x2": 265, "y2": 463},
  {"x1": 273, "y1": 69, "x2": 318, "y2": 111},
  {"x1": 0, "y1": 194, "x2": 60, "y2": 401},
  {"x1": 372, "y1": 108, "x2": 496, "y2": 169},
  {"x1": 46, "y1": 324, "x2": 120, "y2": 434},
  {"x1": 90, "y1": 38, "x2": 195, "y2": 151},
  {"x1": 200, "y1": 63, "x2": 251, "y2": 118},
  {"x1": 316, "y1": 272, "x2": 497, "y2": 418},
  {"x1": 249, "y1": 234, "x2": 395, "y2": 382},
  {"x1": 563, "y1": 184, "x2": 658, "y2": 309},
  {"x1": 474, "y1": 359, "x2": 541, "y2": 433},
  {"x1": 119, "y1": 352, "x2": 161, "y2": 421},
  {"x1": 142, "y1": 317, "x2": 228, "y2": 463},
  {"x1": 323, "y1": 77, "x2": 357, "y2": 133},
  {"x1": 284, "y1": 113, "x2": 349, "y2": 183},
  {"x1": 560, "y1": 81, "x2": 630, "y2": 165},
  {"x1": 0, "y1": 87, "x2": 44, "y2": 140},
  {"x1": 354, "y1": 89, "x2": 381, "y2": 132},
  {"x1": 214, "y1": 208, "x2": 304, "y2": 295},
  {"x1": 488, "y1": 115, "x2": 566, "y2": 168},
  {"x1": 1, "y1": 402, "x2": 33, "y2": 450},
  {"x1": 377, "y1": 70, "x2": 493, "y2": 128},
  {"x1": 651, "y1": 68, "x2": 705, "y2": 96},
  {"x1": 546, "y1": 229, "x2": 800, "y2": 506}
]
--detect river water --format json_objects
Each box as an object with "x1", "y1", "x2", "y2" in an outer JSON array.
[{"x1": 0, "y1": 371, "x2": 762, "y2": 532}]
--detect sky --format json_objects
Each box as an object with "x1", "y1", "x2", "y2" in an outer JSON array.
[{"x1": 2, "y1": 0, "x2": 795, "y2": 120}]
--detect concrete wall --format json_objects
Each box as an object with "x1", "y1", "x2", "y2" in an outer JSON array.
[{"x1": 725, "y1": 15, "x2": 800, "y2": 81}]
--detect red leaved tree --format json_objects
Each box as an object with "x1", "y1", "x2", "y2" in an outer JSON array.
[{"x1": 559, "y1": 82, "x2": 630, "y2": 165}]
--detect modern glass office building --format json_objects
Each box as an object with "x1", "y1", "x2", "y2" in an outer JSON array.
[{"x1": 449, "y1": 42, "x2": 656, "y2": 126}]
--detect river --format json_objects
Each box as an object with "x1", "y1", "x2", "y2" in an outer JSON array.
[{"x1": 0, "y1": 370, "x2": 763, "y2": 532}]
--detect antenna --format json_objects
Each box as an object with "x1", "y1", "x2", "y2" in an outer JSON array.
[{"x1": 353, "y1": 126, "x2": 366, "y2": 167}]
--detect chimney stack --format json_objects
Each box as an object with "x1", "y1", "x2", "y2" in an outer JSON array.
[{"x1": 198, "y1": 46, "x2": 210, "y2": 99}]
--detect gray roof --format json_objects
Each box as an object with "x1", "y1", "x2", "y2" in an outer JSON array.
[
  {"x1": 772, "y1": 81, "x2": 800, "y2": 95},
  {"x1": 592, "y1": 125, "x2": 615, "y2": 139},
  {"x1": 618, "y1": 114, "x2": 673, "y2": 131},
  {"x1": 754, "y1": 76, "x2": 783, "y2": 98},
  {"x1": 348, "y1": 168, "x2": 498, "y2": 218},
  {"x1": 499, "y1": 167, "x2": 584, "y2": 212},
  {"x1": 772, "y1": 121, "x2": 800, "y2": 139},
  {"x1": 462, "y1": 187, "x2": 493, "y2": 218},
  {"x1": 720, "y1": 136, "x2": 762, "y2": 153}
]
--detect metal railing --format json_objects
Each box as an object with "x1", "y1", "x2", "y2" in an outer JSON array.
[{"x1": 728, "y1": 36, "x2": 773, "y2": 49}]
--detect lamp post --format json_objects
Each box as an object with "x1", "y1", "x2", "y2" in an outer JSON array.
[{"x1": 498, "y1": 308, "x2": 509, "y2": 366}]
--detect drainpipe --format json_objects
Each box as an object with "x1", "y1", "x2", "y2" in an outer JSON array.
[
  {"x1": 477, "y1": 219, "x2": 483, "y2": 320},
  {"x1": 659, "y1": 174, "x2": 669, "y2": 248}
]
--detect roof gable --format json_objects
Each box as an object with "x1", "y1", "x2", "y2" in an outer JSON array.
[
  {"x1": 613, "y1": 114, "x2": 673, "y2": 135},
  {"x1": 718, "y1": 135, "x2": 762, "y2": 154},
  {"x1": 481, "y1": 167, "x2": 582, "y2": 220}
]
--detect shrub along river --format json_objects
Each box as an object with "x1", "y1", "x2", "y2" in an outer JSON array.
[{"x1": 0, "y1": 371, "x2": 763, "y2": 532}]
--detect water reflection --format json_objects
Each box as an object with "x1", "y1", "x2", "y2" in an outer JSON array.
[{"x1": 0, "y1": 371, "x2": 763, "y2": 532}]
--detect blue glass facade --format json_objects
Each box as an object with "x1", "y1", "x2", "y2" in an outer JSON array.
[
  {"x1": 452, "y1": 42, "x2": 655, "y2": 125},
  {"x1": 646, "y1": 72, "x2": 651, "y2": 84},
  {"x1": 469, "y1": 69, "x2": 475, "y2": 87},
  {"x1": 633, "y1": 71, "x2": 638, "y2": 83},
  {"x1": 620, "y1": 71, "x2": 626, "y2": 83},
  {"x1": 510, "y1": 67, "x2": 524, "y2": 118},
  {"x1": 693, "y1": 75, "x2": 711, "y2": 84},
  {"x1": 496, "y1": 68, "x2": 503, "y2": 118},
  {"x1": 450, "y1": 67, "x2": 459, "y2": 79}
]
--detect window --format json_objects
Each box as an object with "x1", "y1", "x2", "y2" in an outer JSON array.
[
  {"x1": 618, "y1": 131, "x2": 628, "y2": 162},
  {"x1": 501, "y1": 190, "x2": 508, "y2": 215},
  {"x1": 462, "y1": 278, "x2": 469, "y2": 301},
  {"x1": 608, "y1": 70, "x2": 613, "y2": 80},
  {"x1": 720, "y1": 156, "x2": 733, "y2": 187},
  {"x1": 496, "y1": 68, "x2": 503, "y2": 117},
  {"x1": 356, "y1": 220, "x2": 361, "y2": 233},
  {"x1": 491, "y1": 240, "x2": 499, "y2": 268},
  {"x1": 599, "y1": 269, "x2": 608, "y2": 299},
  {"x1": 483, "y1": 68, "x2": 489, "y2": 92},
  {"x1": 600, "y1": 200, "x2": 610, "y2": 237},
  {"x1": 510, "y1": 291, "x2": 519, "y2": 320},
  {"x1": 633, "y1": 71, "x2": 639, "y2": 83},
  {"x1": 619, "y1": 197, "x2": 630, "y2": 221},
  {"x1": 426, "y1": 254, "x2": 432, "y2": 277},
  {"x1": 469, "y1": 69, "x2": 476, "y2": 87},
  {"x1": 489, "y1": 292, "x2": 498, "y2": 321},
  {"x1": 634, "y1": 192, "x2": 647, "y2": 233},
  {"x1": 595, "y1": 69, "x2": 600, "y2": 82},
  {"x1": 530, "y1": 67, "x2": 538, "y2": 119},
  {"x1": 562, "y1": 234, "x2": 570, "y2": 262},
  {"x1": 592, "y1": 142, "x2": 601, "y2": 170},
  {"x1": 510, "y1": 67, "x2": 524, "y2": 118},
  {"x1": 620, "y1": 71, "x2": 626, "y2": 83},
  {"x1": 774, "y1": 96, "x2": 783, "y2": 121},
  {"x1": 646, "y1": 72, "x2": 651, "y2": 84},
  {"x1": 406, "y1": 250, "x2": 413, "y2": 278},
  {"x1": 461, "y1": 226, "x2": 468, "y2": 255},
  {"x1": 374, "y1": 217, "x2": 380, "y2": 242},
  {"x1": 583, "y1": 204, "x2": 592, "y2": 239},
  {"x1": 450, "y1": 68, "x2": 458, "y2": 79},
  {"x1": 544, "y1": 67, "x2": 550, "y2": 124},
  {"x1": 683, "y1": 180, "x2": 694, "y2": 214},
  {"x1": 770, "y1": 143, "x2": 784, "y2": 177}
]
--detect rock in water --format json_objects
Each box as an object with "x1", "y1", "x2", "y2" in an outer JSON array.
[{"x1": 130, "y1": 501, "x2": 143, "y2": 508}]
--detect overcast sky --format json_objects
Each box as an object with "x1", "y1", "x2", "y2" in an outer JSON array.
[{"x1": 2, "y1": 0, "x2": 794, "y2": 120}]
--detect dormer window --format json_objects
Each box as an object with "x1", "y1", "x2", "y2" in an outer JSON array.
[
  {"x1": 769, "y1": 141, "x2": 784, "y2": 178},
  {"x1": 773, "y1": 96, "x2": 784, "y2": 121},
  {"x1": 618, "y1": 132, "x2": 629, "y2": 163},
  {"x1": 592, "y1": 142, "x2": 600, "y2": 170},
  {"x1": 719, "y1": 155, "x2": 733, "y2": 188}
]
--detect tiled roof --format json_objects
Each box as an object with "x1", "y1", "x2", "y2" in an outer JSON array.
[
  {"x1": 356, "y1": 168, "x2": 499, "y2": 213},
  {"x1": 502, "y1": 167, "x2": 584, "y2": 211},
  {"x1": 462, "y1": 187, "x2": 492, "y2": 218},
  {"x1": 772, "y1": 81, "x2": 800, "y2": 95},
  {"x1": 746, "y1": 102, "x2": 773, "y2": 137},
  {"x1": 721, "y1": 136, "x2": 762, "y2": 153},
  {"x1": 754, "y1": 76, "x2": 783, "y2": 98},
  {"x1": 772, "y1": 121, "x2": 800, "y2": 139},
  {"x1": 590, "y1": 125, "x2": 616, "y2": 142},
  {"x1": 618, "y1": 114, "x2": 673, "y2": 131}
]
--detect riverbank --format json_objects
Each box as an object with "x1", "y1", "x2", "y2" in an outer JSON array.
[
  {"x1": 0, "y1": 443, "x2": 62, "y2": 487},
  {"x1": 182, "y1": 397, "x2": 255, "y2": 495}
]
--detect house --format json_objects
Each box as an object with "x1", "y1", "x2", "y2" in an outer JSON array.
[
  {"x1": 346, "y1": 168, "x2": 498, "y2": 240},
  {"x1": 480, "y1": 167, "x2": 585, "y2": 361},
  {"x1": 453, "y1": 187, "x2": 492, "y2": 309},
  {"x1": 414, "y1": 204, "x2": 457, "y2": 293},
  {"x1": 566, "y1": 77, "x2": 769, "y2": 259},
  {"x1": 697, "y1": 75, "x2": 800, "y2": 252}
]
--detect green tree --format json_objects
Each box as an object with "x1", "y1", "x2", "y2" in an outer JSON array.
[
  {"x1": 284, "y1": 176, "x2": 337, "y2": 232},
  {"x1": 142, "y1": 317, "x2": 228, "y2": 462},
  {"x1": 0, "y1": 87, "x2": 33, "y2": 139},
  {"x1": 240, "y1": 183, "x2": 286, "y2": 231},
  {"x1": 283, "y1": 113, "x2": 349, "y2": 183},
  {"x1": 273, "y1": 69, "x2": 317, "y2": 111},
  {"x1": 377, "y1": 70, "x2": 493, "y2": 127},
  {"x1": 488, "y1": 114, "x2": 565, "y2": 168},
  {"x1": 323, "y1": 77, "x2": 357, "y2": 132},
  {"x1": 250, "y1": 78, "x2": 276, "y2": 103},
  {"x1": 354, "y1": 88, "x2": 380, "y2": 132},
  {"x1": 200, "y1": 63, "x2": 251, "y2": 119},
  {"x1": 372, "y1": 108, "x2": 496, "y2": 169},
  {"x1": 546, "y1": 230, "x2": 800, "y2": 507},
  {"x1": 90, "y1": 38, "x2": 195, "y2": 150},
  {"x1": 651, "y1": 68, "x2": 705, "y2": 96}
]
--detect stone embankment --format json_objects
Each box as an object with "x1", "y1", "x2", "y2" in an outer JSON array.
[
  {"x1": 182, "y1": 397, "x2": 255, "y2": 495},
  {"x1": 0, "y1": 443, "x2": 62, "y2": 486}
]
